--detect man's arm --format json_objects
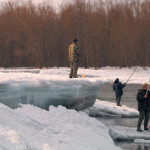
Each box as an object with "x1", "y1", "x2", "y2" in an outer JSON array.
[
  {"x1": 74, "y1": 45, "x2": 82, "y2": 57},
  {"x1": 117, "y1": 82, "x2": 126, "y2": 89},
  {"x1": 122, "y1": 83, "x2": 126, "y2": 88}
]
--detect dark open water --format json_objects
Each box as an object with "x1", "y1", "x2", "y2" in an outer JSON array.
[{"x1": 96, "y1": 84, "x2": 150, "y2": 150}]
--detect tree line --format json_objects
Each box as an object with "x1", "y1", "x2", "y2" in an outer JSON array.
[{"x1": 0, "y1": 0, "x2": 150, "y2": 68}]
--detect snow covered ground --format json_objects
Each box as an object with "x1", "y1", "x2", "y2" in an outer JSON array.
[
  {"x1": 78, "y1": 66, "x2": 150, "y2": 84},
  {"x1": 0, "y1": 66, "x2": 149, "y2": 149},
  {"x1": 0, "y1": 66, "x2": 148, "y2": 84}
]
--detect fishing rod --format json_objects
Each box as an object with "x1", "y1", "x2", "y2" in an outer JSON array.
[
  {"x1": 125, "y1": 67, "x2": 137, "y2": 84},
  {"x1": 146, "y1": 77, "x2": 150, "y2": 95},
  {"x1": 109, "y1": 67, "x2": 137, "y2": 86}
]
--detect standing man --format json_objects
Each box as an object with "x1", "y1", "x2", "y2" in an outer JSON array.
[
  {"x1": 137, "y1": 83, "x2": 150, "y2": 132},
  {"x1": 68, "y1": 39, "x2": 81, "y2": 78},
  {"x1": 113, "y1": 78, "x2": 126, "y2": 106}
]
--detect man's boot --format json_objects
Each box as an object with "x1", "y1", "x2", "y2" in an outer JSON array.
[
  {"x1": 137, "y1": 128, "x2": 143, "y2": 132},
  {"x1": 117, "y1": 98, "x2": 122, "y2": 106}
]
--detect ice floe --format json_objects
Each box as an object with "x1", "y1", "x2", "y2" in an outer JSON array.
[
  {"x1": 109, "y1": 126, "x2": 150, "y2": 141},
  {"x1": 86, "y1": 100, "x2": 139, "y2": 118}
]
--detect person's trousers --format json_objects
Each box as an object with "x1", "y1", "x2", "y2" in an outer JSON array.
[
  {"x1": 69, "y1": 62, "x2": 78, "y2": 78},
  {"x1": 69, "y1": 62, "x2": 73, "y2": 78},
  {"x1": 116, "y1": 96, "x2": 121, "y2": 105},
  {"x1": 137, "y1": 109, "x2": 150, "y2": 129}
]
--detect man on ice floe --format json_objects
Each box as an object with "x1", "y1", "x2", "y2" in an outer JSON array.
[
  {"x1": 113, "y1": 78, "x2": 126, "y2": 106},
  {"x1": 137, "y1": 83, "x2": 150, "y2": 132},
  {"x1": 68, "y1": 39, "x2": 81, "y2": 78}
]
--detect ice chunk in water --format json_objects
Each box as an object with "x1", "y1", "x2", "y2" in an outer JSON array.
[{"x1": 0, "y1": 81, "x2": 100, "y2": 110}]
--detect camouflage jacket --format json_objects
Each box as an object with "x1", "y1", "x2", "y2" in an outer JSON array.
[{"x1": 68, "y1": 43, "x2": 81, "y2": 63}]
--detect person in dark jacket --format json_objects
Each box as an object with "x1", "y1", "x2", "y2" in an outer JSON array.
[
  {"x1": 136, "y1": 83, "x2": 150, "y2": 132},
  {"x1": 113, "y1": 78, "x2": 126, "y2": 106}
]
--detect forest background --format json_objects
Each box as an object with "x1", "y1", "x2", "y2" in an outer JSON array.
[{"x1": 0, "y1": 0, "x2": 150, "y2": 68}]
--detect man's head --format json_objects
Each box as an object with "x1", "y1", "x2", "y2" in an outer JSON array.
[
  {"x1": 115, "y1": 78, "x2": 119, "y2": 83},
  {"x1": 73, "y1": 39, "x2": 78, "y2": 43},
  {"x1": 116, "y1": 78, "x2": 119, "y2": 82},
  {"x1": 142, "y1": 83, "x2": 148, "y2": 90}
]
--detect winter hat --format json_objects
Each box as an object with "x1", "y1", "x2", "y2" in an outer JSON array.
[
  {"x1": 142, "y1": 83, "x2": 148, "y2": 88},
  {"x1": 115, "y1": 78, "x2": 119, "y2": 82},
  {"x1": 114, "y1": 78, "x2": 119, "y2": 83},
  {"x1": 73, "y1": 39, "x2": 78, "y2": 43}
]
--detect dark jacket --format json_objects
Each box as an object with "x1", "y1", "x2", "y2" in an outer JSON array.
[
  {"x1": 137, "y1": 89, "x2": 150, "y2": 111},
  {"x1": 113, "y1": 79, "x2": 126, "y2": 97},
  {"x1": 73, "y1": 44, "x2": 81, "y2": 63}
]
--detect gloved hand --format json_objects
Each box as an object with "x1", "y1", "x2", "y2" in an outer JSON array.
[{"x1": 123, "y1": 83, "x2": 126, "y2": 86}]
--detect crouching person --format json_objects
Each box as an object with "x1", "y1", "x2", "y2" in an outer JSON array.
[{"x1": 137, "y1": 83, "x2": 150, "y2": 132}]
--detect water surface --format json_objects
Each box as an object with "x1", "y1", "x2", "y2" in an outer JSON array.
[{"x1": 97, "y1": 84, "x2": 150, "y2": 150}]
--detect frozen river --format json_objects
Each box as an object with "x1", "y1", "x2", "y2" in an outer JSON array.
[
  {"x1": 97, "y1": 83, "x2": 150, "y2": 150},
  {"x1": 0, "y1": 81, "x2": 149, "y2": 149},
  {"x1": 0, "y1": 67, "x2": 150, "y2": 150}
]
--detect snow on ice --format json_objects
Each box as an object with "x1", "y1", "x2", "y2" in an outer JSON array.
[
  {"x1": 109, "y1": 126, "x2": 150, "y2": 141},
  {"x1": 0, "y1": 103, "x2": 121, "y2": 150},
  {"x1": 0, "y1": 68, "x2": 102, "y2": 111},
  {"x1": 86, "y1": 100, "x2": 139, "y2": 118}
]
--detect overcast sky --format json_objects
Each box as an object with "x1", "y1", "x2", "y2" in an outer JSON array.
[
  {"x1": 0, "y1": 0, "x2": 67, "y2": 9},
  {"x1": 1, "y1": 0, "x2": 142, "y2": 10}
]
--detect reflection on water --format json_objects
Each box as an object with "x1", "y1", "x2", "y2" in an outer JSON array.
[
  {"x1": 116, "y1": 141, "x2": 150, "y2": 150},
  {"x1": 96, "y1": 117, "x2": 138, "y2": 128},
  {"x1": 97, "y1": 84, "x2": 150, "y2": 150}
]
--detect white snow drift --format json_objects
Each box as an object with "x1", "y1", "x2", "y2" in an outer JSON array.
[{"x1": 0, "y1": 103, "x2": 121, "y2": 150}]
